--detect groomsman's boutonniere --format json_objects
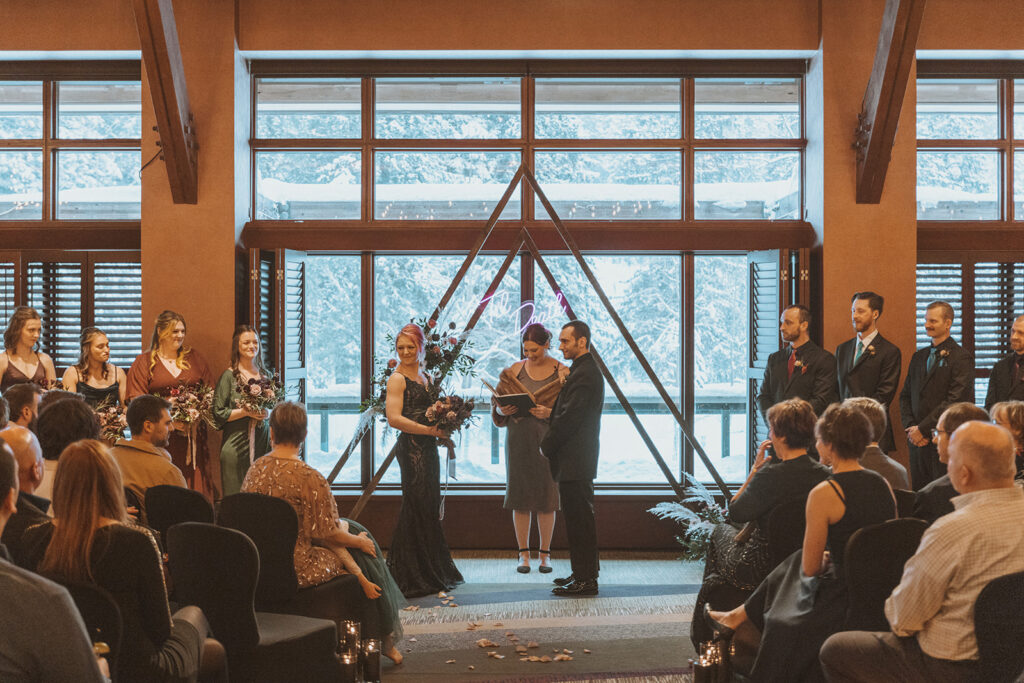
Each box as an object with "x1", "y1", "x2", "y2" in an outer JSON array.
[
  {"x1": 867, "y1": 345, "x2": 876, "y2": 357},
  {"x1": 794, "y1": 359, "x2": 807, "y2": 374},
  {"x1": 939, "y1": 348, "x2": 950, "y2": 366}
]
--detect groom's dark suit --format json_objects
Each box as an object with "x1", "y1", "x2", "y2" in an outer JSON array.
[
  {"x1": 541, "y1": 351, "x2": 604, "y2": 582},
  {"x1": 757, "y1": 340, "x2": 839, "y2": 419},
  {"x1": 835, "y1": 333, "x2": 902, "y2": 450},
  {"x1": 899, "y1": 337, "x2": 973, "y2": 489},
  {"x1": 984, "y1": 352, "x2": 1024, "y2": 410}
]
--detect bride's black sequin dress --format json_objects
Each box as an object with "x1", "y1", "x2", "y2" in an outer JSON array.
[{"x1": 385, "y1": 378, "x2": 464, "y2": 598}]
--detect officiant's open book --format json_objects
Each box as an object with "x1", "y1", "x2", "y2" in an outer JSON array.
[{"x1": 481, "y1": 379, "x2": 537, "y2": 412}]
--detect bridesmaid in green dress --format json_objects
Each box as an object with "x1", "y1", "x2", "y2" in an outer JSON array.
[{"x1": 213, "y1": 325, "x2": 271, "y2": 496}]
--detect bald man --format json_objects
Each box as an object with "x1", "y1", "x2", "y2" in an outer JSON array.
[
  {"x1": 0, "y1": 426, "x2": 50, "y2": 561},
  {"x1": 820, "y1": 421, "x2": 1024, "y2": 683}
]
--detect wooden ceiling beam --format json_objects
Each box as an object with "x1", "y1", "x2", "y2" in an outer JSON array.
[
  {"x1": 131, "y1": 0, "x2": 198, "y2": 204},
  {"x1": 854, "y1": 0, "x2": 926, "y2": 204}
]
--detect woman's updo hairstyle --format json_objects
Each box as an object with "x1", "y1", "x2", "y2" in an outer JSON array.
[
  {"x1": 396, "y1": 323, "x2": 426, "y2": 362},
  {"x1": 521, "y1": 323, "x2": 552, "y2": 346},
  {"x1": 815, "y1": 402, "x2": 872, "y2": 461}
]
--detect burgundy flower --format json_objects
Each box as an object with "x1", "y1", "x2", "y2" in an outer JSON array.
[
  {"x1": 427, "y1": 319, "x2": 437, "y2": 329},
  {"x1": 387, "y1": 358, "x2": 397, "y2": 369},
  {"x1": 447, "y1": 336, "x2": 458, "y2": 345}
]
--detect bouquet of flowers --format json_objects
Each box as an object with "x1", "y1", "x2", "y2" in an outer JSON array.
[
  {"x1": 166, "y1": 382, "x2": 215, "y2": 428},
  {"x1": 425, "y1": 394, "x2": 476, "y2": 435},
  {"x1": 235, "y1": 374, "x2": 284, "y2": 415},
  {"x1": 93, "y1": 398, "x2": 128, "y2": 444}
]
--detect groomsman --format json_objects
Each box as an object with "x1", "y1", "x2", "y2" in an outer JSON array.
[
  {"x1": 984, "y1": 315, "x2": 1024, "y2": 410},
  {"x1": 899, "y1": 301, "x2": 974, "y2": 489},
  {"x1": 835, "y1": 292, "x2": 902, "y2": 451},
  {"x1": 758, "y1": 305, "x2": 839, "y2": 420}
]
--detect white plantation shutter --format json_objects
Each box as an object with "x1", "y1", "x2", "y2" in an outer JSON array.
[
  {"x1": 747, "y1": 250, "x2": 782, "y2": 453},
  {"x1": 0, "y1": 258, "x2": 16, "y2": 325},
  {"x1": 914, "y1": 263, "x2": 963, "y2": 348},
  {"x1": 92, "y1": 259, "x2": 143, "y2": 367},
  {"x1": 26, "y1": 259, "x2": 84, "y2": 370}
]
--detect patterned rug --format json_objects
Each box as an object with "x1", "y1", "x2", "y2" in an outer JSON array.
[{"x1": 383, "y1": 552, "x2": 702, "y2": 682}]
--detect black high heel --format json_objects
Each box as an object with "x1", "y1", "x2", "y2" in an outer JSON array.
[
  {"x1": 703, "y1": 603, "x2": 736, "y2": 640},
  {"x1": 538, "y1": 549, "x2": 553, "y2": 573},
  {"x1": 517, "y1": 548, "x2": 531, "y2": 574}
]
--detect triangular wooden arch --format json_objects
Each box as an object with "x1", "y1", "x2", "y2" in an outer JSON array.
[{"x1": 330, "y1": 164, "x2": 732, "y2": 519}]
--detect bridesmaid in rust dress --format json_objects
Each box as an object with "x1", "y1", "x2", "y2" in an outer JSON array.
[
  {"x1": 0, "y1": 306, "x2": 57, "y2": 393},
  {"x1": 125, "y1": 310, "x2": 216, "y2": 499}
]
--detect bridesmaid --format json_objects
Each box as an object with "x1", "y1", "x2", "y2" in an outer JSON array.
[
  {"x1": 492, "y1": 323, "x2": 567, "y2": 574},
  {"x1": 125, "y1": 310, "x2": 216, "y2": 500},
  {"x1": 0, "y1": 306, "x2": 56, "y2": 393},
  {"x1": 61, "y1": 327, "x2": 127, "y2": 408},
  {"x1": 212, "y1": 325, "x2": 272, "y2": 497}
]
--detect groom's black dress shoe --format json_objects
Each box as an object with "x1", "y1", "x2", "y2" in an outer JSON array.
[
  {"x1": 552, "y1": 579, "x2": 598, "y2": 596},
  {"x1": 553, "y1": 574, "x2": 575, "y2": 586}
]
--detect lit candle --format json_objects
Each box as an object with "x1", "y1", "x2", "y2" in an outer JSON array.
[
  {"x1": 340, "y1": 620, "x2": 360, "y2": 657},
  {"x1": 339, "y1": 653, "x2": 357, "y2": 683},
  {"x1": 362, "y1": 638, "x2": 382, "y2": 683}
]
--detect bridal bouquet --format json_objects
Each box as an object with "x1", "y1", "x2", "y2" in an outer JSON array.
[
  {"x1": 166, "y1": 382, "x2": 215, "y2": 428},
  {"x1": 425, "y1": 394, "x2": 476, "y2": 435},
  {"x1": 93, "y1": 398, "x2": 128, "y2": 444},
  {"x1": 235, "y1": 374, "x2": 284, "y2": 414}
]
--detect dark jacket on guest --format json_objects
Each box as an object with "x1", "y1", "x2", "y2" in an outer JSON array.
[
  {"x1": 899, "y1": 337, "x2": 974, "y2": 435},
  {"x1": 0, "y1": 492, "x2": 50, "y2": 564},
  {"x1": 727, "y1": 454, "x2": 830, "y2": 531},
  {"x1": 910, "y1": 474, "x2": 957, "y2": 525},
  {"x1": 541, "y1": 352, "x2": 604, "y2": 482},
  {"x1": 758, "y1": 340, "x2": 839, "y2": 418},
  {"x1": 984, "y1": 352, "x2": 1024, "y2": 410}
]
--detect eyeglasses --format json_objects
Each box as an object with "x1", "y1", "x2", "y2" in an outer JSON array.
[{"x1": 932, "y1": 428, "x2": 948, "y2": 439}]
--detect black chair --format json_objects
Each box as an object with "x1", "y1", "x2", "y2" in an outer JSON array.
[
  {"x1": 145, "y1": 485, "x2": 214, "y2": 542},
  {"x1": 766, "y1": 498, "x2": 807, "y2": 568},
  {"x1": 61, "y1": 581, "x2": 123, "y2": 683},
  {"x1": 123, "y1": 487, "x2": 145, "y2": 524},
  {"x1": 216, "y1": 493, "x2": 370, "y2": 635},
  {"x1": 892, "y1": 489, "x2": 917, "y2": 519},
  {"x1": 975, "y1": 569, "x2": 1024, "y2": 683},
  {"x1": 843, "y1": 518, "x2": 927, "y2": 631},
  {"x1": 167, "y1": 522, "x2": 342, "y2": 683}
]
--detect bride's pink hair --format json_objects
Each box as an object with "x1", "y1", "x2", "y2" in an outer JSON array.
[{"x1": 397, "y1": 323, "x2": 426, "y2": 362}]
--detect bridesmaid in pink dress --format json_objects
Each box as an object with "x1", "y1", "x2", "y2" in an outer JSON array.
[
  {"x1": 0, "y1": 306, "x2": 57, "y2": 393},
  {"x1": 125, "y1": 310, "x2": 216, "y2": 500}
]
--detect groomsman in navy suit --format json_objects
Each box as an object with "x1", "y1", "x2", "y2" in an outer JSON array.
[
  {"x1": 757, "y1": 305, "x2": 839, "y2": 420},
  {"x1": 984, "y1": 315, "x2": 1024, "y2": 410},
  {"x1": 835, "y1": 292, "x2": 902, "y2": 451},
  {"x1": 899, "y1": 301, "x2": 974, "y2": 489}
]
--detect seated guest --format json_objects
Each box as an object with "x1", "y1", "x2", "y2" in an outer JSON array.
[
  {"x1": 20, "y1": 440, "x2": 224, "y2": 682},
  {"x1": 989, "y1": 400, "x2": 1024, "y2": 479},
  {"x1": 844, "y1": 397, "x2": 909, "y2": 489},
  {"x1": 911, "y1": 402, "x2": 988, "y2": 524},
  {"x1": 691, "y1": 398, "x2": 829, "y2": 647},
  {"x1": 37, "y1": 388, "x2": 85, "y2": 414},
  {"x1": 2, "y1": 382, "x2": 43, "y2": 432},
  {"x1": 0, "y1": 426, "x2": 49, "y2": 557},
  {"x1": 707, "y1": 403, "x2": 896, "y2": 682},
  {"x1": 111, "y1": 395, "x2": 186, "y2": 509},
  {"x1": 0, "y1": 395, "x2": 7, "y2": 429},
  {"x1": 820, "y1": 421, "x2": 1024, "y2": 683},
  {"x1": 242, "y1": 401, "x2": 406, "y2": 664},
  {"x1": 0, "y1": 444, "x2": 109, "y2": 682},
  {"x1": 34, "y1": 397, "x2": 101, "y2": 501}
]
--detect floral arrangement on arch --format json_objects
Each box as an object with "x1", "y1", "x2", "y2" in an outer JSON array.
[
  {"x1": 234, "y1": 373, "x2": 285, "y2": 415},
  {"x1": 648, "y1": 474, "x2": 728, "y2": 562}
]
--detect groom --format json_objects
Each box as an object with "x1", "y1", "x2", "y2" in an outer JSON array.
[{"x1": 541, "y1": 320, "x2": 604, "y2": 596}]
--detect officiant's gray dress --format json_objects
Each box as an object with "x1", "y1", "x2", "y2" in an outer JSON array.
[{"x1": 503, "y1": 366, "x2": 560, "y2": 512}]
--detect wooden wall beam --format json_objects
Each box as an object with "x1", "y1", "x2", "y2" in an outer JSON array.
[
  {"x1": 854, "y1": 0, "x2": 926, "y2": 204},
  {"x1": 131, "y1": 0, "x2": 198, "y2": 204}
]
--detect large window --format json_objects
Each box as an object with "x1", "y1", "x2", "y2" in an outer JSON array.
[
  {"x1": 0, "y1": 72, "x2": 142, "y2": 221},
  {"x1": 303, "y1": 252, "x2": 751, "y2": 490},
  {"x1": 250, "y1": 64, "x2": 804, "y2": 224}
]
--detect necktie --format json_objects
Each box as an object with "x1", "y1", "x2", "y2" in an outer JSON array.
[
  {"x1": 787, "y1": 347, "x2": 796, "y2": 379},
  {"x1": 853, "y1": 341, "x2": 865, "y2": 364},
  {"x1": 927, "y1": 346, "x2": 939, "y2": 372}
]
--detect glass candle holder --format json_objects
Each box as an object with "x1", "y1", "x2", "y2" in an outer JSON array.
[
  {"x1": 361, "y1": 638, "x2": 382, "y2": 683},
  {"x1": 340, "y1": 620, "x2": 361, "y2": 657},
  {"x1": 339, "y1": 652, "x2": 357, "y2": 683}
]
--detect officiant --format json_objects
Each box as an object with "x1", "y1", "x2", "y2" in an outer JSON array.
[{"x1": 492, "y1": 323, "x2": 569, "y2": 575}]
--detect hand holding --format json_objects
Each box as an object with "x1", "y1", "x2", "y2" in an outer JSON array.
[
  {"x1": 426, "y1": 425, "x2": 446, "y2": 438},
  {"x1": 356, "y1": 531, "x2": 376, "y2": 558},
  {"x1": 498, "y1": 404, "x2": 518, "y2": 416},
  {"x1": 906, "y1": 426, "x2": 930, "y2": 447},
  {"x1": 246, "y1": 408, "x2": 269, "y2": 420},
  {"x1": 171, "y1": 420, "x2": 187, "y2": 432},
  {"x1": 529, "y1": 405, "x2": 552, "y2": 419}
]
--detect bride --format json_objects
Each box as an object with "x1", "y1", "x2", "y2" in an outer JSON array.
[{"x1": 384, "y1": 323, "x2": 465, "y2": 598}]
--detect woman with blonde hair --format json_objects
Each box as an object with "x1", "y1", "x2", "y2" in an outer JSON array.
[
  {"x1": 61, "y1": 327, "x2": 127, "y2": 408},
  {"x1": 20, "y1": 440, "x2": 223, "y2": 682},
  {"x1": 125, "y1": 310, "x2": 215, "y2": 498},
  {"x1": 0, "y1": 306, "x2": 56, "y2": 393}
]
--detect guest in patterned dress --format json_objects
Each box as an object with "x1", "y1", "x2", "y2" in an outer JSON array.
[
  {"x1": 125, "y1": 310, "x2": 216, "y2": 500},
  {"x1": 492, "y1": 323, "x2": 568, "y2": 574},
  {"x1": 0, "y1": 307, "x2": 56, "y2": 393},
  {"x1": 242, "y1": 401, "x2": 405, "y2": 664},
  {"x1": 61, "y1": 327, "x2": 127, "y2": 408}
]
